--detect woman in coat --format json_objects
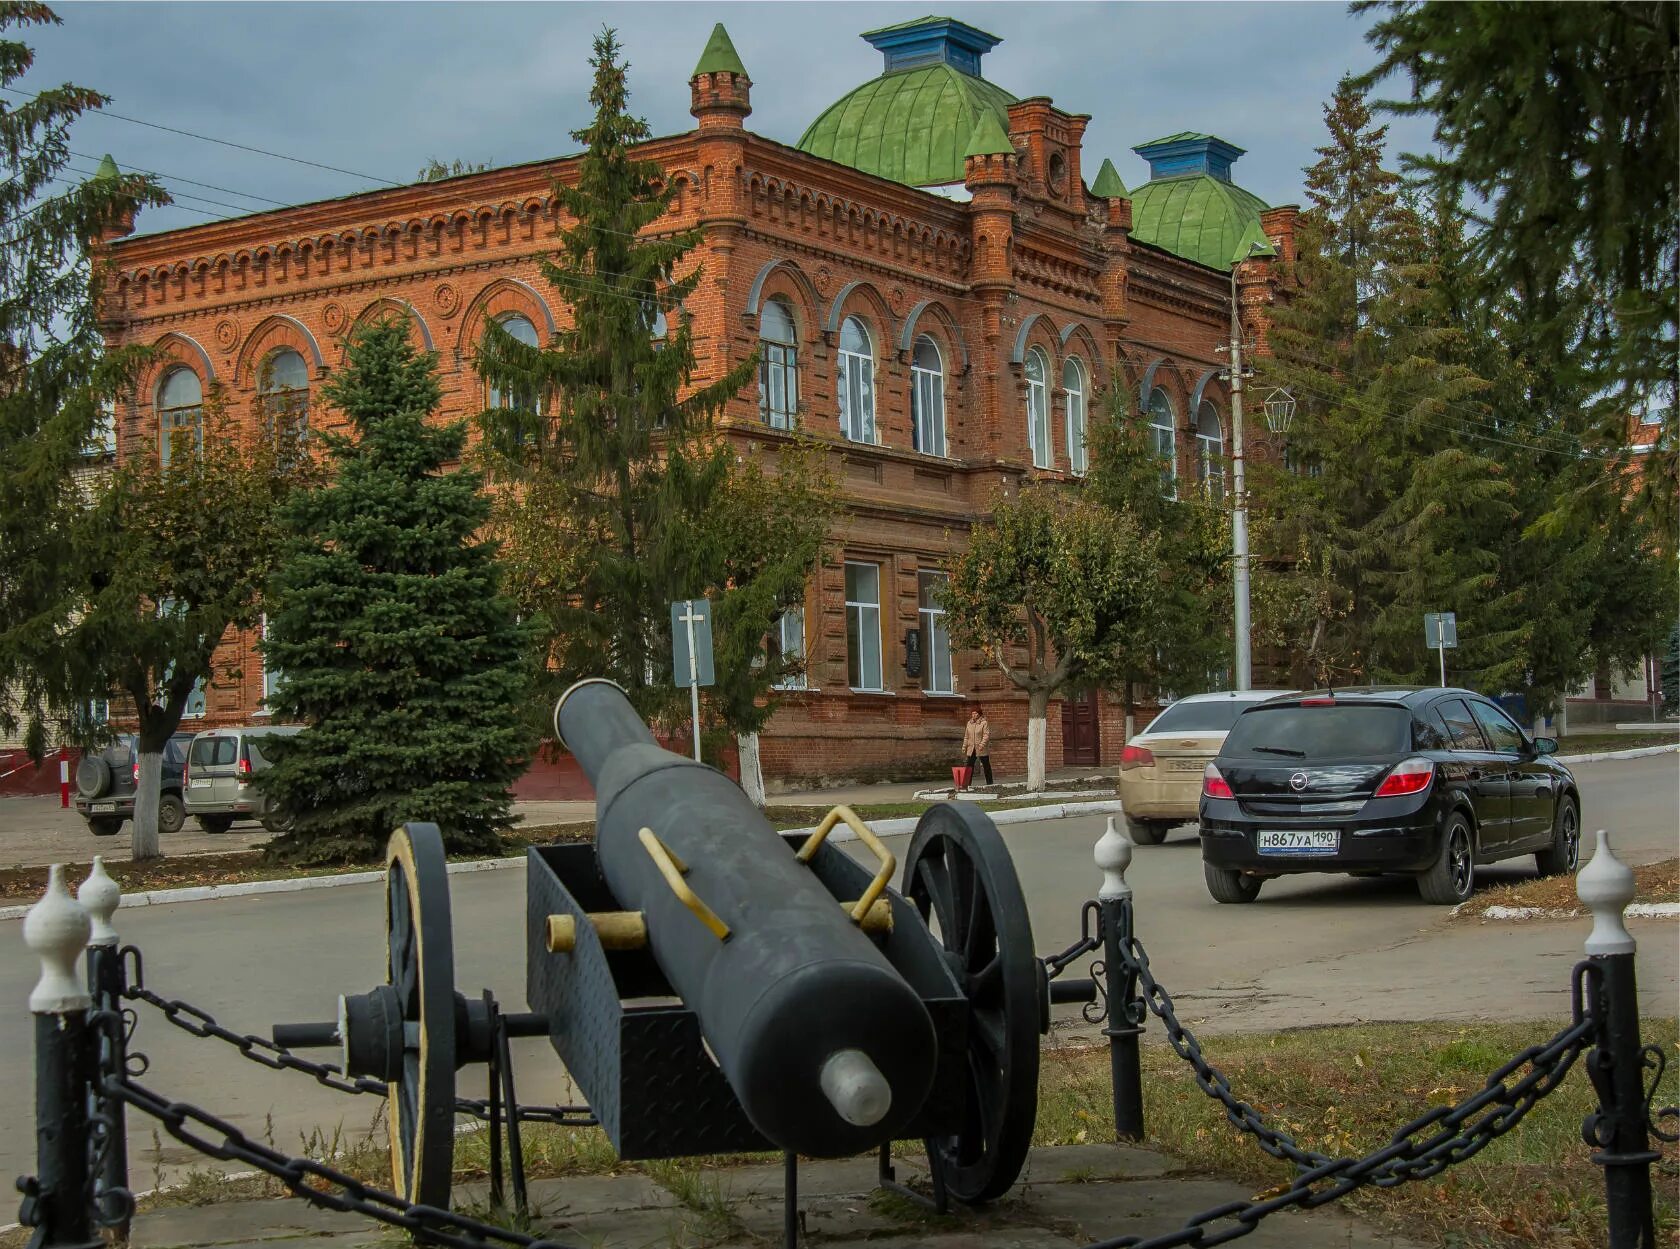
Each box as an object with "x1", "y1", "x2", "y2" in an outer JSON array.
[{"x1": 961, "y1": 706, "x2": 994, "y2": 788}]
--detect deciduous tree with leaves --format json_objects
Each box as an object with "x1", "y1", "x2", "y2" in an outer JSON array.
[{"x1": 939, "y1": 487, "x2": 1159, "y2": 791}]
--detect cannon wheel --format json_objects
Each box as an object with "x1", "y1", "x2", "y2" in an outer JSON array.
[
  {"x1": 904, "y1": 803, "x2": 1039, "y2": 1205},
  {"x1": 384, "y1": 822, "x2": 457, "y2": 1209}
]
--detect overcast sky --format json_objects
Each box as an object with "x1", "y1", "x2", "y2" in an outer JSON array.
[{"x1": 24, "y1": 2, "x2": 1434, "y2": 239}]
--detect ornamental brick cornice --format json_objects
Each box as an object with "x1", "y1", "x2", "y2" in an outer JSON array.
[
  {"x1": 738, "y1": 229, "x2": 970, "y2": 300},
  {"x1": 741, "y1": 169, "x2": 971, "y2": 281}
]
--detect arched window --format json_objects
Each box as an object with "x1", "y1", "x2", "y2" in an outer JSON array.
[
  {"x1": 910, "y1": 335, "x2": 945, "y2": 457},
  {"x1": 157, "y1": 367, "x2": 202, "y2": 467},
  {"x1": 1195, "y1": 400, "x2": 1225, "y2": 501},
  {"x1": 258, "y1": 349, "x2": 309, "y2": 453},
  {"x1": 758, "y1": 298, "x2": 798, "y2": 430},
  {"x1": 1063, "y1": 358, "x2": 1088, "y2": 475},
  {"x1": 488, "y1": 314, "x2": 541, "y2": 416},
  {"x1": 837, "y1": 316, "x2": 876, "y2": 444},
  {"x1": 1025, "y1": 347, "x2": 1050, "y2": 468},
  {"x1": 1147, "y1": 387, "x2": 1178, "y2": 498}
]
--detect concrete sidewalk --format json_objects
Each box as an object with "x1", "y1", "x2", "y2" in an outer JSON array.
[{"x1": 123, "y1": 1142, "x2": 1422, "y2": 1249}]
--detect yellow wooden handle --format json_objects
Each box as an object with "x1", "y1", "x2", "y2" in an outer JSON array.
[
  {"x1": 639, "y1": 828, "x2": 731, "y2": 942},
  {"x1": 797, "y1": 805, "x2": 897, "y2": 926}
]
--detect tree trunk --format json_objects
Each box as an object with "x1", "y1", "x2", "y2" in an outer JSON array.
[
  {"x1": 1025, "y1": 687, "x2": 1050, "y2": 793},
  {"x1": 132, "y1": 748, "x2": 162, "y2": 861},
  {"x1": 736, "y1": 731, "x2": 765, "y2": 808}
]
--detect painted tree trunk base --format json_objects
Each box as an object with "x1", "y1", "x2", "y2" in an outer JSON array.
[
  {"x1": 737, "y1": 731, "x2": 765, "y2": 808},
  {"x1": 132, "y1": 750, "x2": 163, "y2": 861},
  {"x1": 1025, "y1": 702, "x2": 1048, "y2": 792}
]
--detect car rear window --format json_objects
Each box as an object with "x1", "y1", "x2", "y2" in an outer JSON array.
[
  {"x1": 1145, "y1": 699, "x2": 1259, "y2": 734},
  {"x1": 1222, "y1": 703, "x2": 1411, "y2": 760},
  {"x1": 190, "y1": 737, "x2": 236, "y2": 766}
]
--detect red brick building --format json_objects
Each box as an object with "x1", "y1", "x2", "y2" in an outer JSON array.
[{"x1": 94, "y1": 17, "x2": 1297, "y2": 790}]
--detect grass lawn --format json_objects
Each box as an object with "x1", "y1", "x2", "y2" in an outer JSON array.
[
  {"x1": 0, "y1": 797, "x2": 1080, "y2": 904},
  {"x1": 104, "y1": 1019, "x2": 1677, "y2": 1249},
  {"x1": 1556, "y1": 730, "x2": 1677, "y2": 754},
  {"x1": 1454, "y1": 857, "x2": 1677, "y2": 921}
]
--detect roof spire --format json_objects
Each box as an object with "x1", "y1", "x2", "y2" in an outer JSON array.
[
  {"x1": 1090, "y1": 157, "x2": 1127, "y2": 199},
  {"x1": 692, "y1": 23, "x2": 746, "y2": 78},
  {"x1": 963, "y1": 109, "x2": 1015, "y2": 159},
  {"x1": 92, "y1": 153, "x2": 121, "y2": 181},
  {"x1": 1230, "y1": 218, "x2": 1276, "y2": 265}
]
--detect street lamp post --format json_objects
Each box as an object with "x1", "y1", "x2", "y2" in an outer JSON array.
[{"x1": 1227, "y1": 249, "x2": 1261, "y2": 691}]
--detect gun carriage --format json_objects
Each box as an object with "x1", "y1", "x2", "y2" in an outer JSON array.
[{"x1": 274, "y1": 678, "x2": 1094, "y2": 1223}]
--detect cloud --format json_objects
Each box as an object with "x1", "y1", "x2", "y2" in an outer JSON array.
[{"x1": 28, "y1": 2, "x2": 1435, "y2": 235}]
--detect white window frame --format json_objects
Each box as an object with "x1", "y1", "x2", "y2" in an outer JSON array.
[
  {"x1": 157, "y1": 367, "x2": 203, "y2": 468},
  {"x1": 759, "y1": 298, "x2": 799, "y2": 431},
  {"x1": 770, "y1": 605, "x2": 806, "y2": 690},
  {"x1": 844, "y1": 561, "x2": 884, "y2": 692},
  {"x1": 1195, "y1": 400, "x2": 1225, "y2": 501},
  {"x1": 918, "y1": 570, "x2": 954, "y2": 694},
  {"x1": 1025, "y1": 348, "x2": 1051, "y2": 468},
  {"x1": 910, "y1": 336, "x2": 946, "y2": 457},
  {"x1": 837, "y1": 318, "x2": 877, "y2": 444},
  {"x1": 1064, "y1": 357, "x2": 1088, "y2": 475},
  {"x1": 1148, "y1": 387, "x2": 1178, "y2": 499}
]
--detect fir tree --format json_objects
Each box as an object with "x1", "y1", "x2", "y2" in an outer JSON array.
[
  {"x1": 475, "y1": 29, "x2": 830, "y2": 754},
  {"x1": 259, "y1": 318, "x2": 535, "y2": 864},
  {"x1": 1359, "y1": 1, "x2": 1678, "y2": 544},
  {"x1": 0, "y1": 1, "x2": 166, "y2": 748}
]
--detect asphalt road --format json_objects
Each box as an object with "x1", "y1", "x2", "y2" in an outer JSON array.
[{"x1": 1, "y1": 754, "x2": 1673, "y2": 1187}]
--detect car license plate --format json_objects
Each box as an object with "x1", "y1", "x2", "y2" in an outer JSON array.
[
  {"x1": 1256, "y1": 829, "x2": 1339, "y2": 856},
  {"x1": 190, "y1": 777, "x2": 211, "y2": 788},
  {"x1": 91, "y1": 802, "x2": 116, "y2": 813},
  {"x1": 1167, "y1": 759, "x2": 1204, "y2": 772}
]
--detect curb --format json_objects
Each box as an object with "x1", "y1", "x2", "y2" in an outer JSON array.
[
  {"x1": 1554, "y1": 743, "x2": 1678, "y2": 765},
  {"x1": 0, "y1": 799, "x2": 1130, "y2": 921}
]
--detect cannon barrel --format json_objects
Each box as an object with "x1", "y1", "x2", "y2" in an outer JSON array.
[{"x1": 555, "y1": 679, "x2": 937, "y2": 1158}]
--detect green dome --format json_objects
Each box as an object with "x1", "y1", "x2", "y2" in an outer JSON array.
[
  {"x1": 1128, "y1": 174, "x2": 1269, "y2": 271},
  {"x1": 797, "y1": 63, "x2": 1017, "y2": 188}
]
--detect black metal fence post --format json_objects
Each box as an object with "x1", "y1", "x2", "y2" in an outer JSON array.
[
  {"x1": 80, "y1": 856, "x2": 130, "y2": 1241},
  {"x1": 19, "y1": 864, "x2": 102, "y2": 1249},
  {"x1": 1577, "y1": 830, "x2": 1658, "y2": 1249},
  {"x1": 1095, "y1": 817, "x2": 1144, "y2": 1142}
]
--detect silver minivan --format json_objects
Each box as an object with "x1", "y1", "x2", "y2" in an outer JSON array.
[{"x1": 183, "y1": 725, "x2": 303, "y2": 833}]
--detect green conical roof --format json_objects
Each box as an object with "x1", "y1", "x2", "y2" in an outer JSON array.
[
  {"x1": 92, "y1": 153, "x2": 121, "y2": 181},
  {"x1": 797, "y1": 62, "x2": 1017, "y2": 187},
  {"x1": 962, "y1": 109, "x2": 1014, "y2": 159},
  {"x1": 1128, "y1": 174, "x2": 1269, "y2": 271},
  {"x1": 1229, "y1": 217, "x2": 1275, "y2": 264},
  {"x1": 1090, "y1": 157, "x2": 1126, "y2": 198},
  {"x1": 693, "y1": 23, "x2": 746, "y2": 77}
]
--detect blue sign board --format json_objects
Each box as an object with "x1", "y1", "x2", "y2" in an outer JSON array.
[{"x1": 671, "y1": 598, "x2": 715, "y2": 688}]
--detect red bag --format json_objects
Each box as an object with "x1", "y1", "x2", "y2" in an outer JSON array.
[{"x1": 952, "y1": 765, "x2": 973, "y2": 789}]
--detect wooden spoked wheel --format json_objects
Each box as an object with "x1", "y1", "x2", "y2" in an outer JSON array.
[
  {"x1": 384, "y1": 822, "x2": 457, "y2": 1209},
  {"x1": 904, "y1": 803, "x2": 1040, "y2": 1205}
]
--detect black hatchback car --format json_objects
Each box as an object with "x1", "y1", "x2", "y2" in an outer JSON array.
[{"x1": 1198, "y1": 687, "x2": 1581, "y2": 905}]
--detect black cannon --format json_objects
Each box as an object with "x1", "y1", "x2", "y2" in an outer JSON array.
[{"x1": 274, "y1": 678, "x2": 1093, "y2": 1222}]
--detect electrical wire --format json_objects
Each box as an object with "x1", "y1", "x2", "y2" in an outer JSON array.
[{"x1": 67, "y1": 149, "x2": 293, "y2": 208}]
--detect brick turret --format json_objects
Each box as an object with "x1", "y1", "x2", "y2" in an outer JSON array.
[{"x1": 689, "y1": 23, "x2": 751, "y2": 129}]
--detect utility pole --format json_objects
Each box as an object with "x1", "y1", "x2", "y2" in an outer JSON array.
[{"x1": 1229, "y1": 262, "x2": 1252, "y2": 692}]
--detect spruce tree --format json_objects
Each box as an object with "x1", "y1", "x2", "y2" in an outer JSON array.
[
  {"x1": 260, "y1": 318, "x2": 534, "y2": 864},
  {"x1": 475, "y1": 29, "x2": 829, "y2": 750},
  {"x1": 0, "y1": 1, "x2": 166, "y2": 748}
]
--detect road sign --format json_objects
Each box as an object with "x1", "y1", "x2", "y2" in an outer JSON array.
[
  {"x1": 671, "y1": 599, "x2": 715, "y2": 688},
  {"x1": 1424, "y1": 612, "x2": 1458, "y2": 650}
]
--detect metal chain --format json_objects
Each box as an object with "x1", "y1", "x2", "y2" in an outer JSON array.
[
  {"x1": 104, "y1": 1072, "x2": 584, "y2": 1249},
  {"x1": 121, "y1": 959, "x2": 596, "y2": 1127},
  {"x1": 1079, "y1": 945, "x2": 1601, "y2": 1249}
]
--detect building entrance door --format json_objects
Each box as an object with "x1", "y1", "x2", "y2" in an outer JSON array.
[{"x1": 1061, "y1": 690, "x2": 1100, "y2": 766}]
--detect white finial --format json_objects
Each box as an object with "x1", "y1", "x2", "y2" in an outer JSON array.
[
  {"x1": 1095, "y1": 815, "x2": 1134, "y2": 901},
  {"x1": 79, "y1": 856, "x2": 121, "y2": 947},
  {"x1": 25, "y1": 865, "x2": 92, "y2": 1013},
  {"x1": 1578, "y1": 829, "x2": 1636, "y2": 957}
]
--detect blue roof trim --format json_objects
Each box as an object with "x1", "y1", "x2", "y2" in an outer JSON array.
[{"x1": 863, "y1": 17, "x2": 1001, "y2": 76}]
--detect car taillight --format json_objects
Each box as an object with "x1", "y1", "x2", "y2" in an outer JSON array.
[
  {"x1": 131, "y1": 760, "x2": 139, "y2": 783},
  {"x1": 1120, "y1": 744, "x2": 1154, "y2": 770},
  {"x1": 237, "y1": 757, "x2": 252, "y2": 783},
  {"x1": 1299, "y1": 697, "x2": 1337, "y2": 706},
  {"x1": 182, "y1": 759, "x2": 190, "y2": 786},
  {"x1": 1373, "y1": 757, "x2": 1434, "y2": 797},
  {"x1": 1202, "y1": 763, "x2": 1234, "y2": 799}
]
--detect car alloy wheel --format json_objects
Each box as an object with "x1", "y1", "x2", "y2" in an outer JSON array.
[
  {"x1": 1419, "y1": 815, "x2": 1475, "y2": 905},
  {"x1": 1449, "y1": 828, "x2": 1471, "y2": 896},
  {"x1": 1537, "y1": 800, "x2": 1579, "y2": 876}
]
